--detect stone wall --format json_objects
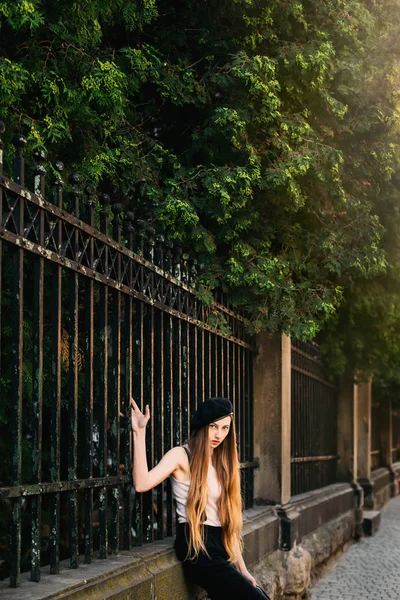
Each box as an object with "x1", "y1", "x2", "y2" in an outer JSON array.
[
  {"x1": 0, "y1": 507, "x2": 279, "y2": 600},
  {"x1": 2, "y1": 478, "x2": 396, "y2": 600},
  {"x1": 371, "y1": 467, "x2": 394, "y2": 510},
  {"x1": 253, "y1": 485, "x2": 356, "y2": 600},
  {"x1": 253, "y1": 510, "x2": 355, "y2": 600}
]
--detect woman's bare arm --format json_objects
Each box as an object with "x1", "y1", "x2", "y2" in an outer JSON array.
[
  {"x1": 234, "y1": 541, "x2": 257, "y2": 586},
  {"x1": 131, "y1": 399, "x2": 186, "y2": 492}
]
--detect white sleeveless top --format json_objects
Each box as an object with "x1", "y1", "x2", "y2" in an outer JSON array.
[{"x1": 170, "y1": 450, "x2": 221, "y2": 526}]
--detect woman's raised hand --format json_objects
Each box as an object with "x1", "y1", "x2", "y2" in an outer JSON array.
[{"x1": 130, "y1": 398, "x2": 150, "y2": 432}]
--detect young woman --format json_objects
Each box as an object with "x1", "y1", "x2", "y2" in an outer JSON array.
[{"x1": 131, "y1": 396, "x2": 269, "y2": 600}]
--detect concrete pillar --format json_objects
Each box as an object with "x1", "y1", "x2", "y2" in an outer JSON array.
[
  {"x1": 379, "y1": 401, "x2": 393, "y2": 468},
  {"x1": 253, "y1": 333, "x2": 299, "y2": 550},
  {"x1": 378, "y1": 401, "x2": 397, "y2": 498},
  {"x1": 337, "y1": 375, "x2": 357, "y2": 482},
  {"x1": 253, "y1": 332, "x2": 291, "y2": 505},
  {"x1": 336, "y1": 374, "x2": 364, "y2": 536},
  {"x1": 356, "y1": 378, "x2": 374, "y2": 508},
  {"x1": 357, "y1": 379, "x2": 372, "y2": 480}
]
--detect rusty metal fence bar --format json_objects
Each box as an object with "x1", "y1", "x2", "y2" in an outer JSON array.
[
  {"x1": 0, "y1": 125, "x2": 255, "y2": 588},
  {"x1": 291, "y1": 340, "x2": 338, "y2": 496}
]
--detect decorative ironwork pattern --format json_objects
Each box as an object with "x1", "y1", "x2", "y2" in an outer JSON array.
[
  {"x1": 0, "y1": 125, "x2": 255, "y2": 589},
  {"x1": 291, "y1": 340, "x2": 339, "y2": 496},
  {"x1": 0, "y1": 179, "x2": 251, "y2": 349}
]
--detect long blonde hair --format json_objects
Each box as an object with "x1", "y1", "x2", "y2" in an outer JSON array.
[{"x1": 185, "y1": 418, "x2": 243, "y2": 562}]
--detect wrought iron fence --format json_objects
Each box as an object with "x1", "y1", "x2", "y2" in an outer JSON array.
[
  {"x1": 0, "y1": 124, "x2": 255, "y2": 588},
  {"x1": 291, "y1": 339, "x2": 338, "y2": 496}
]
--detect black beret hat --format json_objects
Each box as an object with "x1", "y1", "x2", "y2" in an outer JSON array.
[{"x1": 191, "y1": 397, "x2": 233, "y2": 428}]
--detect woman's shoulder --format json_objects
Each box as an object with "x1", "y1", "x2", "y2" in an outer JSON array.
[
  {"x1": 181, "y1": 444, "x2": 191, "y2": 457},
  {"x1": 170, "y1": 446, "x2": 190, "y2": 481},
  {"x1": 167, "y1": 445, "x2": 190, "y2": 463}
]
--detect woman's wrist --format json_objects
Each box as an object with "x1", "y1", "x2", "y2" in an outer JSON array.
[
  {"x1": 132, "y1": 426, "x2": 146, "y2": 435},
  {"x1": 234, "y1": 558, "x2": 246, "y2": 574}
]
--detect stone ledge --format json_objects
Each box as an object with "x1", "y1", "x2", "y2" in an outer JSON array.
[
  {"x1": 0, "y1": 485, "x2": 363, "y2": 600},
  {"x1": 371, "y1": 467, "x2": 391, "y2": 492},
  {"x1": 253, "y1": 509, "x2": 356, "y2": 600},
  {"x1": 290, "y1": 483, "x2": 354, "y2": 540},
  {"x1": 370, "y1": 467, "x2": 396, "y2": 510},
  {"x1": 0, "y1": 540, "x2": 196, "y2": 600},
  {"x1": 0, "y1": 507, "x2": 278, "y2": 600}
]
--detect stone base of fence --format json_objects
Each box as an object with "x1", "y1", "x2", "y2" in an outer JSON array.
[
  {"x1": 0, "y1": 507, "x2": 279, "y2": 600},
  {"x1": 0, "y1": 485, "x2": 356, "y2": 600},
  {"x1": 1, "y1": 478, "x2": 396, "y2": 600},
  {"x1": 254, "y1": 484, "x2": 356, "y2": 599},
  {"x1": 257, "y1": 479, "x2": 396, "y2": 600},
  {"x1": 0, "y1": 542, "x2": 194, "y2": 600},
  {"x1": 370, "y1": 467, "x2": 395, "y2": 510}
]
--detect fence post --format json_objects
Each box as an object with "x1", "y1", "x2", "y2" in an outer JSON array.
[
  {"x1": 378, "y1": 401, "x2": 393, "y2": 468},
  {"x1": 337, "y1": 374, "x2": 364, "y2": 537},
  {"x1": 378, "y1": 401, "x2": 397, "y2": 498},
  {"x1": 357, "y1": 378, "x2": 374, "y2": 508},
  {"x1": 253, "y1": 333, "x2": 299, "y2": 549},
  {"x1": 337, "y1": 375, "x2": 358, "y2": 482}
]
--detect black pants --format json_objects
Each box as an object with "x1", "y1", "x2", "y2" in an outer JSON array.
[{"x1": 175, "y1": 523, "x2": 269, "y2": 600}]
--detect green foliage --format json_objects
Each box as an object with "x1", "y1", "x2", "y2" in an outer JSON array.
[{"x1": 2, "y1": 0, "x2": 400, "y2": 378}]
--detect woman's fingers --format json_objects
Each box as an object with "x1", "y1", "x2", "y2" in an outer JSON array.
[
  {"x1": 131, "y1": 398, "x2": 142, "y2": 413},
  {"x1": 130, "y1": 399, "x2": 151, "y2": 428}
]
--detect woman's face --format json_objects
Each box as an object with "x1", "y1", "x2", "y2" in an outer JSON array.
[{"x1": 208, "y1": 416, "x2": 231, "y2": 449}]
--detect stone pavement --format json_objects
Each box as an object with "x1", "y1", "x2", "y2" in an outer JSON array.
[{"x1": 311, "y1": 495, "x2": 400, "y2": 600}]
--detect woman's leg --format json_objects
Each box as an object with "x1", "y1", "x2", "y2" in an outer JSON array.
[
  {"x1": 176, "y1": 524, "x2": 270, "y2": 600},
  {"x1": 184, "y1": 560, "x2": 269, "y2": 600}
]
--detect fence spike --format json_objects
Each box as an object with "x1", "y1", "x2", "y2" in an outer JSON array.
[
  {"x1": 134, "y1": 219, "x2": 146, "y2": 256},
  {"x1": 164, "y1": 240, "x2": 173, "y2": 273},
  {"x1": 181, "y1": 253, "x2": 189, "y2": 284},
  {"x1": 33, "y1": 148, "x2": 47, "y2": 199},
  {"x1": 155, "y1": 234, "x2": 165, "y2": 268},
  {"x1": 13, "y1": 133, "x2": 27, "y2": 187},
  {"x1": 145, "y1": 227, "x2": 155, "y2": 262},
  {"x1": 123, "y1": 211, "x2": 135, "y2": 251},
  {"x1": 123, "y1": 210, "x2": 135, "y2": 250},
  {"x1": 98, "y1": 193, "x2": 109, "y2": 235},
  {"x1": 189, "y1": 258, "x2": 198, "y2": 288},
  {"x1": 85, "y1": 185, "x2": 96, "y2": 228},
  {"x1": 68, "y1": 173, "x2": 81, "y2": 218},
  {"x1": 173, "y1": 244, "x2": 182, "y2": 280},
  {"x1": 52, "y1": 160, "x2": 64, "y2": 209},
  {"x1": 111, "y1": 201, "x2": 123, "y2": 244}
]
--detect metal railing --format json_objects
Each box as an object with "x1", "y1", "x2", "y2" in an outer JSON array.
[
  {"x1": 0, "y1": 124, "x2": 255, "y2": 588},
  {"x1": 291, "y1": 339, "x2": 338, "y2": 496}
]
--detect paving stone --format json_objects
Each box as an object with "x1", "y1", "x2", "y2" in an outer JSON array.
[{"x1": 311, "y1": 495, "x2": 400, "y2": 600}]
